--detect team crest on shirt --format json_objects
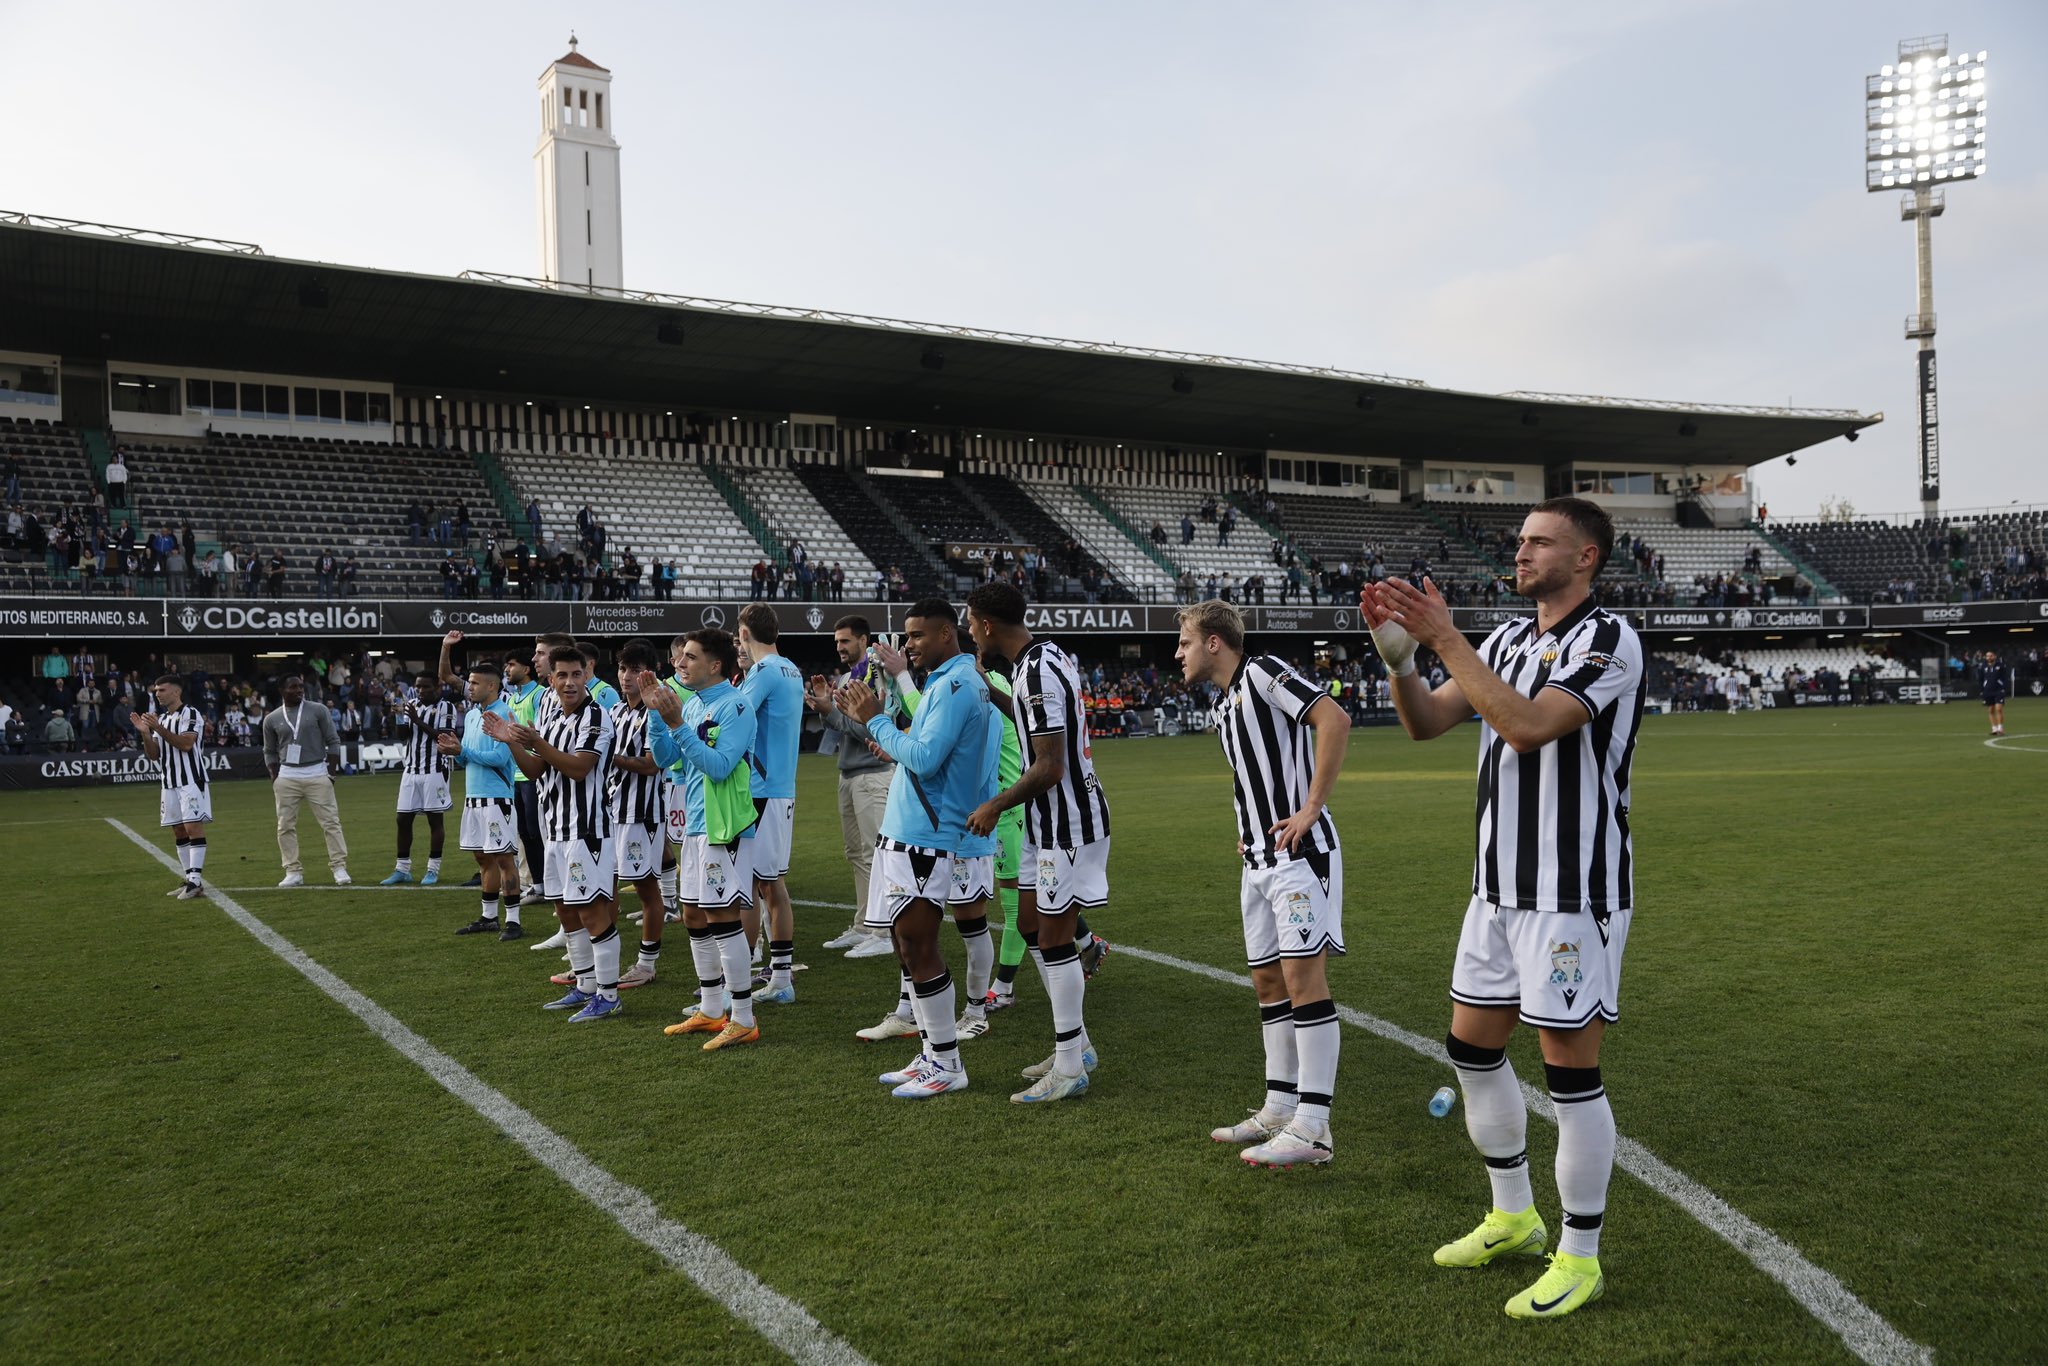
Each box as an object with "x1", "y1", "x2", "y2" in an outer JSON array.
[{"x1": 1541, "y1": 646, "x2": 1559, "y2": 664}]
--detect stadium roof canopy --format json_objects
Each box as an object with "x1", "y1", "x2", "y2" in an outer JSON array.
[{"x1": 0, "y1": 218, "x2": 1879, "y2": 466}]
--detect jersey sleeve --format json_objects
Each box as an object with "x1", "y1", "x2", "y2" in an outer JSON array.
[
  {"x1": 574, "y1": 705, "x2": 608, "y2": 755},
  {"x1": 1544, "y1": 617, "x2": 1642, "y2": 721},
  {"x1": 1246, "y1": 656, "x2": 1324, "y2": 723},
  {"x1": 1019, "y1": 651, "x2": 1068, "y2": 735}
]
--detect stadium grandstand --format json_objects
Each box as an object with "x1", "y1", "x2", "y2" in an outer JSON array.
[{"x1": 3, "y1": 209, "x2": 2044, "y2": 735}]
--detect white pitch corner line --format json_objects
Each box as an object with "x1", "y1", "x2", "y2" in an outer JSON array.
[
  {"x1": 792, "y1": 897, "x2": 1934, "y2": 1366},
  {"x1": 112, "y1": 821, "x2": 871, "y2": 1366}
]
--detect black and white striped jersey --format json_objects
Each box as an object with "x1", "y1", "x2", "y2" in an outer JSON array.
[
  {"x1": 1218, "y1": 654, "x2": 1337, "y2": 868},
  {"x1": 606, "y1": 702, "x2": 662, "y2": 829},
  {"x1": 1470, "y1": 598, "x2": 1645, "y2": 914},
  {"x1": 403, "y1": 696, "x2": 460, "y2": 777},
  {"x1": 536, "y1": 698, "x2": 614, "y2": 843},
  {"x1": 1009, "y1": 638, "x2": 1111, "y2": 849},
  {"x1": 153, "y1": 704, "x2": 208, "y2": 790}
]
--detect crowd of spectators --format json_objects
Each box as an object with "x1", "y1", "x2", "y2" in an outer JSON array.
[{"x1": 7, "y1": 644, "x2": 450, "y2": 756}]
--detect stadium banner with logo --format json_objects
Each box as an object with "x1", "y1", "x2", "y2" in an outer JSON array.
[
  {"x1": 1638, "y1": 606, "x2": 1868, "y2": 632},
  {"x1": 164, "y1": 600, "x2": 389, "y2": 638},
  {"x1": 0, "y1": 598, "x2": 164, "y2": 637},
  {"x1": 381, "y1": 601, "x2": 575, "y2": 636},
  {"x1": 1, "y1": 745, "x2": 269, "y2": 790},
  {"x1": 1869, "y1": 601, "x2": 2048, "y2": 629},
  {"x1": 25, "y1": 594, "x2": 2048, "y2": 642}
]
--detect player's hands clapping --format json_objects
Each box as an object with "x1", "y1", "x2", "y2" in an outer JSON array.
[
  {"x1": 1373, "y1": 576, "x2": 1454, "y2": 650},
  {"x1": 805, "y1": 675, "x2": 836, "y2": 714},
  {"x1": 836, "y1": 679, "x2": 883, "y2": 725},
  {"x1": 479, "y1": 710, "x2": 515, "y2": 743},
  {"x1": 434, "y1": 732, "x2": 461, "y2": 754},
  {"x1": 641, "y1": 674, "x2": 683, "y2": 723},
  {"x1": 1359, "y1": 584, "x2": 1420, "y2": 675}
]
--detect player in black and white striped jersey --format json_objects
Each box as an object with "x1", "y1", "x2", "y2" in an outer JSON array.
[
  {"x1": 1174, "y1": 600, "x2": 1352, "y2": 1169},
  {"x1": 608, "y1": 640, "x2": 670, "y2": 991},
  {"x1": 380, "y1": 674, "x2": 458, "y2": 887},
  {"x1": 486, "y1": 644, "x2": 621, "y2": 1024},
  {"x1": 965, "y1": 583, "x2": 1109, "y2": 1105},
  {"x1": 135, "y1": 674, "x2": 212, "y2": 899},
  {"x1": 1365, "y1": 496, "x2": 1645, "y2": 1321}
]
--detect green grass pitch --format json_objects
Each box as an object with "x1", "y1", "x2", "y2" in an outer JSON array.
[{"x1": 3, "y1": 701, "x2": 2042, "y2": 1363}]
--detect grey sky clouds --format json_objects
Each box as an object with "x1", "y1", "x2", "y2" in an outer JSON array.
[{"x1": 11, "y1": 0, "x2": 2044, "y2": 516}]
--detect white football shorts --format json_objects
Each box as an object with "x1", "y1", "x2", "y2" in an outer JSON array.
[
  {"x1": 458, "y1": 798, "x2": 516, "y2": 853},
  {"x1": 543, "y1": 837, "x2": 616, "y2": 908},
  {"x1": 1449, "y1": 895, "x2": 1632, "y2": 1030},
  {"x1": 159, "y1": 783, "x2": 212, "y2": 828},
  {"x1": 1241, "y1": 844, "x2": 1345, "y2": 967},
  {"x1": 396, "y1": 772, "x2": 453, "y2": 814}
]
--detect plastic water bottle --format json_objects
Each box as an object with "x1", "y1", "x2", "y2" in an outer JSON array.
[{"x1": 1428, "y1": 1086, "x2": 1457, "y2": 1118}]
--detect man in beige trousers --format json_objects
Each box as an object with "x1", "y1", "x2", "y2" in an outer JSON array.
[{"x1": 264, "y1": 674, "x2": 351, "y2": 887}]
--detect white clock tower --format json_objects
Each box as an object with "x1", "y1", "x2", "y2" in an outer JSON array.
[{"x1": 535, "y1": 34, "x2": 623, "y2": 291}]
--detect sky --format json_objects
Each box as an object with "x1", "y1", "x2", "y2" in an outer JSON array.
[{"x1": 9, "y1": 0, "x2": 2044, "y2": 518}]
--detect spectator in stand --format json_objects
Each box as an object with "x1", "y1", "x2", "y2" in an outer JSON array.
[
  {"x1": 3, "y1": 710, "x2": 25, "y2": 754},
  {"x1": 526, "y1": 497, "x2": 543, "y2": 544},
  {"x1": 340, "y1": 552, "x2": 360, "y2": 596},
  {"x1": 45, "y1": 710, "x2": 77, "y2": 753},
  {"x1": 440, "y1": 552, "x2": 461, "y2": 597},
  {"x1": 831, "y1": 563, "x2": 846, "y2": 600},
  {"x1": 1181, "y1": 513, "x2": 1195, "y2": 546},
  {"x1": 454, "y1": 499, "x2": 471, "y2": 548},
  {"x1": 2, "y1": 454, "x2": 19, "y2": 505},
  {"x1": 1150, "y1": 520, "x2": 1167, "y2": 546},
  {"x1": 104, "y1": 450, "x2": 129, "y2": 508},
  {"x1": 75, "y1": 679, "x2": 104, "y2": 747},
  {"x1": 40, "y1": 645, "x2": 68, "y2": 701},
  {"x1": 316, "y1": 550, "x2": 339, "y2": 599},
  {"x1": 406, "y1": 500, "x2": 426, "y2": 546},
  {"x1": 166, "y1": 542, "x2": 189, "y2": 598},
  {"x1": 489, "y1": 551, "x2": 508, "y2": 599},
  {"x1": 242, "y1": 545, "x2": 262, "y2": 597},
  {"x1": 266, "y1": 549, "x2": 287, "y2": 600},
  {"x1": 460, "y1": 556, "x2": 481, "y2": 599}
]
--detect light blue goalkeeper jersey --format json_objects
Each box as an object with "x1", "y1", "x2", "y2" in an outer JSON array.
[
  {"x1": 740, "y1": 653, "x2": 804, "y2": 800},
  {"x1": 866, "y1": 651, "x2": 991, "y2": 852}
]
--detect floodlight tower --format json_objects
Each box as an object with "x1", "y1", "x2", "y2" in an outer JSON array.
[{"x1": 1865, "y1": 35, "x2": 1988, "y2": 521}]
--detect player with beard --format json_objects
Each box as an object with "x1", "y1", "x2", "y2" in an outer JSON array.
[{"x1": 1364, "y1": 497, "x2": 1645, "y2": 1320}]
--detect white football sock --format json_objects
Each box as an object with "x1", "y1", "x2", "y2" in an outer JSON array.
[
  {"x1": 1549, "y1": 1063, "x2": 1615, "y2": 1258},
  {"x1": 1450, "y1": 1034, "x2": 1533, "y2": 1215},
  {"x1": 1259, "y1": 999, "x2": 1299, "y2": 1115}
]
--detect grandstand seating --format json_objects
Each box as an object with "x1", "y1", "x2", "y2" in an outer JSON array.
[
  {"x1": 1659, "y1": 647, "x2": 1911, "y2": 684},
  {"x1": 1612, "y1": 518, "x2": 1804, "y2": 598},
  {"x1": 956, "y1": 473, "x2": 1116, "y2": 602},
  {"x1": 495, "y1": 448, "x2": 769, "y2": 596},
  {"x1": 860, "y1": 471, "x2": 1004, "y2": 547},
  {"x1": 0, "y1": 420, "x2": 102, "y2": 591},
  {"x1": 1099, "y1": 486, "x2": 1281, "y2": 590},
  {"x1": 723, "y1": 466, "x2": 876, "y2": 585},
  {"x1": 1018, "y1": 480, "x2": 1177, "y2": 600},
  {"x1": 787, "y1": 464, "x2": 941, "y2": 597},
  {"x1": 1274, "y1": 493, "x2": 1501, "y2": 592},
  {"x1": 15, "y1": 433, "x2": 512, "y2": 598},
  {"x1": 1777, "y1": 511, "x2": 2048, "y2": 603}
]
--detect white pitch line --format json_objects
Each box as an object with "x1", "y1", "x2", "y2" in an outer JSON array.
[
  {"x1": 112, "y1": 821, "x2": 870, "y2": 1366},
  {"x1": 791, "y1": 897, "x2": 1932, "y2": 1366}
]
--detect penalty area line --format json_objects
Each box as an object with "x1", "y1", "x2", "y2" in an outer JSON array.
[
  {"x1": 791, "y1": 896, "x2": 1930, "y2": 1366},
  {"x1": 111, "y1": 820, "x2": 871, "y2": 1366}
]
